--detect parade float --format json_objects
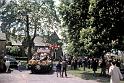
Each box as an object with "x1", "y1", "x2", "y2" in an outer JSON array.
[{"x1": 28, "y1": 47, "x2": 53, "y2": 73}]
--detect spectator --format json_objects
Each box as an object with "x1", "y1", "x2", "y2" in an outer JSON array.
[
  {"x1": 78, "y1": 57, "x2": 82, "y2": 68},
  {"x1": 106, "y1": 60, "x2": 112, "y2": 74},
  {"x1": 56, "y1": 61, "x2": 62, "y2": 77},
  {"x1": 18, "y1": 61, "x2": 22, "y2": 72},
  {"x1": 61, "y1": 60, "x2": 67, "y2": 77},
  {"x1": 116, "y1": 59, "x2": 121, "y2": 68},
  {"x1": 87, "y1": 58, "x2": 91, "y2": 69},
  {"x1": 100, "y1": 59, "x2": 107, "y2": 76},
  {"x1": 109, "y1": 61, "x2": 123, "y2": 83},
  {"x1": 74, "y1": 58, "x2": 77, "y2": 70},
  {"x1": 83, "y1": 58, "x2": 87, "y2": 71},
  {"x1": 71, "y1": 60, "x2": 75, "y2": 70},
  {"x1": 92, "y1": 58, "x2": 98, "y2": 76}
]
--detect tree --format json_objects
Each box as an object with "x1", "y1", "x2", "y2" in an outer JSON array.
[
  {"x1": 90, "y1": 0, "x2": 124, "y2": 57},
  {"x1": 0, "y1": 0, "x2": 6, "y2": 8},
  {"x1": 80, "y1": 27, "x2": 95, "y2": 56},
  {"x1": 0, "y1": 1, "x2": 18, "y2": 40},
  {"x1": 0, "y1": 0, "x2": 59, "y2": 60},
  {"x1": 59, "y1": 0, "x2": 90, "y2": 56}
]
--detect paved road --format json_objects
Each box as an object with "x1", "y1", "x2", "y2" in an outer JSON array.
[{"x1": 0, "y1": 70, "x2": 99, "y2": 83}]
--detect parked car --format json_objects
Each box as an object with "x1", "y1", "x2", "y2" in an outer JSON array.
[{"x1": 4, "y1": 55, "x2": 18, "y2": 68}]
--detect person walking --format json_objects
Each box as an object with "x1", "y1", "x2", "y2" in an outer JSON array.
[
  {"x1": 5, "y1": 59, "x2": 10, "y2": 73},
  {"x1": 91, "y1": 58, "x2": 98, "y2": 76},
  {"x1": 100, "y1": 59, "x2": 107, "y2": 76},
  {"x1": 61, "y1": 59, "x2": 67, "y2": 77},
  {"x1": 83, "y1": 58, "x2": 87, "y2": 71},
  {"x1": 109, "y1": 61, "x2": 123, "y2": 83},
  {"x1": 18, "y1": 61, "x2": 22, "y2": 72},
  {"x1": 56, "y1": 61, "x2": 62, "y2": 77}
]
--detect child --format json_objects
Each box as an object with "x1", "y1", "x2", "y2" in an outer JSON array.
[
  {"x1": 56, "y1": 61, "x2": 62, "y2": 77},
  {"x1": 18, "y1": 61, "x2": 22, "y2": 72}
]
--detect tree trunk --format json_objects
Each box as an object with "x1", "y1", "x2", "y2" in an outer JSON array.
[
  {"x1": 25, "y1": 13, "x2": 37, "y2": 61},
  {"x1": 27, "y1": 45, "x2": 32, "y2": 61},
  {"x1": 26, "y1": 14, "x2": 32, "y2": 61},
  {"x1": 27, "y1": 39, "x2": 34, "y2": 61}
]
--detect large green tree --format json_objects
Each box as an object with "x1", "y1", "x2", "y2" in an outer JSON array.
[
  {"x1": 0, "y1": 0, "x2": 59, "y2": 60},
  {"x1": 59, "y1": 0, "x2": 90, "y2": 56},
  {"x1": 80, "y1": 27, "x2": 95, "y2": 56},
  {"x1": 90, "y1": 0, "x2": 124, "y2": 57}
]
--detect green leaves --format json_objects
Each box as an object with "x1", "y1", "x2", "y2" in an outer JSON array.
[
  {"x1": 59, "y1": 0, "x2": 90, "y2": 56},
  {"x1": 0, "y1": 0, "x2": 59, "y2": 40},
  {"x1": 0, "y1": 0, "x2": 6, "y2": 8},
  {"x1": 59, "y1": 0, "x2": 124, "y2": 57}
]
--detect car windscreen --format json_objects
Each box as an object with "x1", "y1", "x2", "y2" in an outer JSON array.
[{"x1": 5, "y1": 58, "x2": 16, "y2": 62}]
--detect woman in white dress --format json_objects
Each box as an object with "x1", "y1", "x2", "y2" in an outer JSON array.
[
  {"x1": 5, "y1": 59, "x2": 10, "y2": 72},
  {"x1": 109, "y1": 61, "x2": 123, "y2": 83}
]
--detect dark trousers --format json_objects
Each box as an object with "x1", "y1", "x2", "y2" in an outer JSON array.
[
  {"x1": 56, "y1": 69, "x2": 61, "y2": 77},
  {"x1": 18, "y1": 65, "x2": 22, "y2": 72},
  {"x1": 61, "y1": 67, "x2": 67, "y2": 77},
  {"x1": 100, "y1": 68, "x2": 106, "y2": 76}
]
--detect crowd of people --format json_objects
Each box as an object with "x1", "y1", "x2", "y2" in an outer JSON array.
[
  {"x1": 59, "y1": 55, "x2": 123, "y2": 82},
  {"x1": 64, "y1": 56, "x2": 123, "y2": 76},
  {"x1": 56, "y1": 55, "x2": 124, "y2": 83}
]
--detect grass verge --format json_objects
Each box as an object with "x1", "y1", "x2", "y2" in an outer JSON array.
[{"x1": 67, "y1": 67, "x2": 124, "y2": 83}]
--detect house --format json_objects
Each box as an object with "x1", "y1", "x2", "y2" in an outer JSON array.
[{"x1": 9, "y1": 32, "x2": 63, "y2": 60}]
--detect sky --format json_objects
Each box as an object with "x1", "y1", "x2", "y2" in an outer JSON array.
[{"x1": 54, "y1": 0, "x2": 60, "y2": 6}]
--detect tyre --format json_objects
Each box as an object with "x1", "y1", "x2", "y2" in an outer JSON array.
[{"x1": 31, "y1": 69, "x2": 35, "y2": 74}]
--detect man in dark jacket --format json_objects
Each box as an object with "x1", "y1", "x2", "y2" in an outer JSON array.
[
  {"x1": 61, "y1": 60, "x2": 67, "y2": 77},
  {"x1": 56, "y1": 61, "x2": 62, "y2": 77}
]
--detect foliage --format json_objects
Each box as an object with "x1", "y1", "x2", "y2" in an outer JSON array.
[
  {"x1": 80, "y1": 27, "x2": 95, "y2": 56},
  {"x1": 0, "y1": 0, "x2": 59, "y2": 40},
  {"x1": 59, "y1": 0, "x2": 90, "y2": 56},
  {"x1": 6, "y1": 46, "x2": 20, "y2": 57},
  {"x1": 90, "y1": 0, "x2": 124, "y2": 57},
  {"x1": 0, "y1": 0, "x2": 59, "y2": 60},
  {"x1": 0, "y1": 1, "x2": 18, "y2": 40},
  {"x1": 0, "y1": 0, "x2": 6, "y2": 8},
  {"x1": 65, "y1": 41, "x2": 75, "y2": 55},
  {"x1": 59, "y1": 0, "x2": 124, "y2": 58}
]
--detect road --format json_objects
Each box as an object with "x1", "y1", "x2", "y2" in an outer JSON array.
[{"x1": 0, "y1": 70, "x2": 99, "y2": 83}]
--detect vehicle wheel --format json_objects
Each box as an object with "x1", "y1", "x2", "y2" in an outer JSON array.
[{"x1": 31, "y1": 69, "x2": 35, "y2": 74}]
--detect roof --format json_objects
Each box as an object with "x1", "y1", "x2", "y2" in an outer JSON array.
[
  {"x1": 10, "y1": 36, "x2": 50, "y2": 46},
  {"x1": 0, "y1": 32, "x2": 6, "y2": 41},
  {"x1": 34, "y1": 36, "x2": 50, "y2": 46},
  {"x1": 50, "y1": 31, "x2": 60, "y2": 40},
  {"x1": 11, "y1": 40, "x2": 22, "y2": 46}
]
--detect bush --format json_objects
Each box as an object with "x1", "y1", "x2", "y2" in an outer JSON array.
[{"x1": 6, "y1": 46, "x2": 26, "y2": 57}]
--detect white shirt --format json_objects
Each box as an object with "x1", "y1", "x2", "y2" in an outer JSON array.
[
  {"x1": 109, "y1": 65, "x2": 123, "y2": 83},
  {"x1": 5, "y1": 60, "x2": 10, "y2": 67},
  {"x1": 18, "y1": 62, "x2": 21, "y2": 66}
]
